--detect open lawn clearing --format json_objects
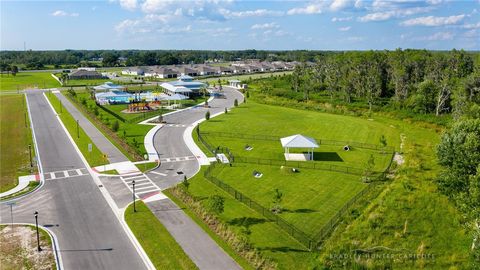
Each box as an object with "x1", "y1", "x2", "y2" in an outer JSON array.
[
  {"x1": 125, "y1": 201, "x2": 198, "y2": 270},
  {"x1": 212, "y1": 163, "x2": 367, "y2": 237},
  {"x1": 0, "y1": 72, "x2": 60, "y2": 91},
  {"x1": 137, "y1": 161, "x2": 158, "y2": 172},
  {"x1": 167, "y1": 168, "x2": 318, "y2": 270},
  {"x1": 46, "y1": 92, "x2": 106, "y2": 166},
  {"x1": 198, "y1": 101, "x2": 400, "y2": 149},
  {"x1": 0, "y1": 94, "x2": 37, "y2": 192},
  {"x1": 0, "y1": 225, "x2": 56, "y2": 270},
  {"x1": 202, "y1": 134, "x2": 392, "y2": 172},
  {"x1": 200, "y1": 71, "x2": 293, "y2": 84}
]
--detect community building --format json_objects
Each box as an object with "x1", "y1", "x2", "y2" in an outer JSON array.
[{"x1": 160, "y1": 75, "x2": 206, "y2": 96}]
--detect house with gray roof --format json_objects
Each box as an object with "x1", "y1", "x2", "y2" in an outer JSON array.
[{"x1": 68, "y1": 69, "x2": 104, "y2": 80}]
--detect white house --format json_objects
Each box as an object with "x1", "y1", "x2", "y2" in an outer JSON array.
[{"x1": 122, "y1": 67, "x2": 145, "y2": 76}]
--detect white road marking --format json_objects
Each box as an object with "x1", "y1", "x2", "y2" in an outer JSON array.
[{"x1": 149, "y1": 171, "x2": 167, "y2": 176}]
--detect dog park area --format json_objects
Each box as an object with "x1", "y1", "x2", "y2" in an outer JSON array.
[{"x1": 178, "y1": 100, "x2": 398, "y2": 268}]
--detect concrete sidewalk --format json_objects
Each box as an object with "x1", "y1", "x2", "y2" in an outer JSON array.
[
  {"x1": 146, "y1": 198, "x2": 242, "y2": 270},
  {"x1": 54, "y1": 92, "x2": 129, "y2": 163}
]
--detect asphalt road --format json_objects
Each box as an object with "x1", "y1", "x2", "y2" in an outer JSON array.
[
  {"x1": 144, "y1": 87, "x2": 244, "y2": 270},
  {"x1": 148, "y1": 87, "x2": 244, "y2": 187},
  {"x1": 0, "y1": 91, "x2": 146, "y2": 270}
]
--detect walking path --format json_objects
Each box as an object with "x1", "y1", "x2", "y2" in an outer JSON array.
[{"x1": 54, "y1": 91, "x2": 129, "y2": 163}]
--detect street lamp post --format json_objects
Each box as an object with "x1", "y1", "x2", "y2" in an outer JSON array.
[
  {"x1": 28, "y1": 144, "x2": 33, "y2": 168},
  {"x1": 132, "y1": 180, "x2": 136, "y2": 212},
  {"x1": 34, "y1": 211, "x2": 41, "y2": 252}
]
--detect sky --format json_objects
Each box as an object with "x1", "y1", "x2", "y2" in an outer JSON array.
[{"x1": 1, "y1": 0, "x2": 479, "y2": 51}]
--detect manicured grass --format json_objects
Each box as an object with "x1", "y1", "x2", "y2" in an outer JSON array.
[
  {"x1": 64, "y1": 78, "x2": 111, "y2": 86},
  {"x1": 168, "y1": 168, "x2": 318, "y2": 269},
  {"x1": 0, "y1": 94, "x2": 37, "y2": 192},
  {"x1": 203, "y1": 135, "x2": 392, "y2": 172},
  {"x1": 212, "y1": 163, "x2": 367, "y2": 237},
  {"x1": 136, "y1": 162, "x2": 158, "y2": 172},
  {"x1": 200, "y1": 71, "x2": 293, "y2": 84},
  {"x1": 199, "y1": 101, "x2": 400, "y2": 149},
  {"x1": 0, "y1": 72, "x2": 60, "y2": 91},
  {"x1": 124, "y1": 201, "x2": 198, "y2": 270},
  {"x1": 46, "y1": 92, "x2": 106, "y2": 166}
]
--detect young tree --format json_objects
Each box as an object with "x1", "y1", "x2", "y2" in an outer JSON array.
[
  {"x1": 379, "y1": 134, "x2": 387, "y2": 153},
  {"x1": 205, "y1": 110, "x2": 210, "y2": 120},
  {"x1": 363, "y1": 154, "x2": 375, "y2": 182},
  {"x1": 206, "y1": 195, "x2": 225, "y2": 215},
  {"x1": 10, "y1": 65, "x2": 18, "y2": 76},
  {"x1": 271, "y1": 188, "x2": 283, "y2": 214},
  {"x1": 234, "y1": 99, "x2": 238, "y2": 107},
  {"x1": 181, "y1": 175, "x2": 190, "y2": 191},
  {"x1": 224, "y1": 107, "x2": 228, "y2": 114}
]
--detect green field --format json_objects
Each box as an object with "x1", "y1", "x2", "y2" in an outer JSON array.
[
  {"x1": 0, "y1": 72, "x2": 60, "y2": 91},
  {"x1": 46, "y1": 92, "x2": 107, "y2": 166},
  {"x1": 212, "y1": 164, "x2": 366, "y2": 237},
  {"x1": 0, "y1": 94, "x2": 37, "y2": 192},
  {"x1": 183, "y1": 99, "x2": 472, "y2": 268},
  {"x1": 124, "y1": 201, "x2": 198, "y2": 270},
  {"x1": 200, "y1": 71, "x2": 293, "y2": 84}
]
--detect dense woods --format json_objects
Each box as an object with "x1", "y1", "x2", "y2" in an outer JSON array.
[{"x1": 263, "y1": 49, "x2": 480, "y2": 119}]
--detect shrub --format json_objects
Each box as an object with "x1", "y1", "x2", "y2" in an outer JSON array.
[
  {"x1": 224, "y1": 107, "x2": 228, "y2": 114},
  {"x1": 93, "y1": 106, "x2": 99, "y2": 116},
  {"x1": 205, "y1": 111, "x2": 210, "y2": 120},
  {"x1": 206, "y1": 195, "x2": 225, "y2": 215},
  {"x1": 112, "y1": 120, "x2": 120, "y2": 132},
  {"x1": 234, "y1": 99, "x2": 238, "y2": 107}
]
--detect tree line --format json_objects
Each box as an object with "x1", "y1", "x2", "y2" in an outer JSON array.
[
  {"x1": 287, "y1": 49, "x2": 479, "y2": 117},
  {"x1": 0, "y1": 49, "x2": 327, "y2": 70}
]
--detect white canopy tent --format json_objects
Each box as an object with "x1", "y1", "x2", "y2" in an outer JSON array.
[{"x1": 280, "y1": 134, "x2": 319, "y2": 161}]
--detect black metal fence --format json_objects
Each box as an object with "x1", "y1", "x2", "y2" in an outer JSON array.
[
  {"x1": 198, "y1": 127, "x2": 396, "y2": 249},
  {"x1": 204, "y1": 163, "x2": 315, "y2": 249},
  {"x1": 199, "y1": 131, "x2": 395, "y2": 152}
]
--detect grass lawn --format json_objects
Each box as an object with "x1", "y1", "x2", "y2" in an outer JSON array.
[
  {"x1": 0, "y1": 94, "x2": 37, "y2": 192},
  {"x1": 0, "y1": 181, "x2": 40, "y2": 202},
  {"x1": 0, "y1": 72, "x2": 60, "y2": 91},
  {"x1": 46, "y1": 92, "x2": 106, "y2": 167},
  {"x1": 202, "y1": 135, "x2": 393, "y2": 172},
  {"x1": 125, "y1": 201, "x2": 198, "y2": 270},
  {"x1": 212, "y1": 163, "x2": 367, "y2": 237},
  {"x1": 64, "y1": 78, "x2": 111, "y2": 87},
  {"x1": 136, "y1": 162, "x2": 158, "y2": 172},
  {"x1": 200, "y1": 71, "x2": 293, "y2": 84},
  {"x1": 168, "y1": 168, "x2": 318, "y2": 270}
]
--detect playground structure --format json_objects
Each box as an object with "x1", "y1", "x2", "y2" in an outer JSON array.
[{"x1": 127, "y1": 102, "x2": 152, "y2": 112}]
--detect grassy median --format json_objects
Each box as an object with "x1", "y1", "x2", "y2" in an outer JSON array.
[
  {"x1": 0, "y1": 94, "x2": 37, "y2": 192},
  {"x1": 125, "y1": 201, "x2": 198, "y2": 270},
  {"x1": 46, "y1": 92, "x2": 106, "y2": 167}
]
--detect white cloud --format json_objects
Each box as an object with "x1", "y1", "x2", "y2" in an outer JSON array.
[
  {"x1": 462, "y1": 22, "x2": 480, "y2": 29},
  {"x1": 332, "y1": 16, "x2": 352, "y2": 22},
  {"x1": 338, "y1": 26, "x2": 351, "y2": 31},
  {"x1": 120, "y1": 0, "x2": 137, "y2": 11},
  {"x1": 401, "y1": 14, "x2": 465, "y2": 26},
  {"x1": 287, "y1": 3, "x2": 323, "y2": 15},
  {"x1": 51, "y1": 10, "x2": 79, "y2": 17},
  {"x1": 220, "y1": 8, "x2": 284, "y2": 18},
  {"x1": 464, "y1": 29, "x2": 478, "y2": 38},
  {"x1": 420, "y1": 31, "x2": 454, "y2": 40},
  {"x1": 251, "y1": 22, "x2": 279, "y2": 30},
  {"x1": 330, "y1": 0, "x2": 352, "y2": 11},
  {"x1": 359, "y1": 6, "x2": 433, "y2": 22}
]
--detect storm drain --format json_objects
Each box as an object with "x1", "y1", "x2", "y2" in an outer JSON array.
[{"x1": 177, "y1": 171, "x2": 184, "y2": 175}]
